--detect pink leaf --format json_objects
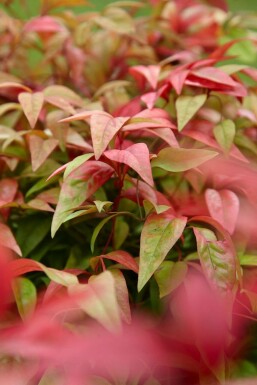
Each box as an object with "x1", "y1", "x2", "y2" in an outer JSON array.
[
  {"x1": 129, "y1": 65, "x2": 160, "y2": 90},
  {"x1": 169, "y1": 69, "x2": 189, "y2": 94},
  {"x1": 18, "y1": 92, "x2": 44, "y2": 129},
  {"x1": 59, "y1": 110, "x2": 110, "y2": 123},
  {"x1": 205, "y1": 189, "x2": 240, "y2": 234},
  {"x1": 0, "y1": 179, "x2": 18, "y2": 206},
  {"x1": 24, "y1": 16, "x2": 65, "y2": 33},
  {"x1": 29, "y1": 136, "x2": 58, "y2": 172},
  {"x1": 27, "y1": 198, "x2": 54, "y2": 212},
  {"x1": 0, "y1": 223, "x2": 21, "y2": 255},
  {"x1": 190, "y1": 67, "x2": 238, "y2": 88},
  {"x1": 123, "y1": 108, "x2": 175, "y2": 131},
  {"x1": 104, "y1": 143, "x2": 154, "y2": 186},
  {"x1": 143, "y1": 127, "x2": 179, "y2": 147},
  {"x1": 90, "y1": 114, "x2": 129, "y2": 160}
]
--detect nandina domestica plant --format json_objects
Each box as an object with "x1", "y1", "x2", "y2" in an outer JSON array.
[{"x1": 0, "y1": 0, "x2": 257, "y2": 384}]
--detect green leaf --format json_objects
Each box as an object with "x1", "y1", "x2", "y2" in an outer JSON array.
[
  {"x1": 64, "y1": 153, "x2": 94, "y2": 179},
  {"x1": 51, "y1": 161, "x2": 114, "y2": 237},
  {"x1": 213, "y1": 119, "x2": 236, "y2": 153},
  {"x1": 18, "y1": 92, "x2": 44, "y2": 129},
  {"x1": 239, "y1": 254, "x2": 257, "y2": 266},
  {"x1": 12, "y1": 277, "x2": 37, "y2": 320},
  {"x1": 94, "y1": 200, "x2": 113, "y2": 213},
  {"x1": 91, "y1": 214, "x2": 117, "y2": 253},
  {"x1": 63, "y1": 207, "x2": 97, "y2": 222},
  {"x1": 151, "y1": 147, "x2": 218, "y2": 172},
  {"x1": 113, "y1": 217, "x2": 129, "y2": 249},
  {"x1": 138, "y1": 213, "x2": 187, "y2": 291},
  {"x1": 16, "y1": 216, "x2": 51, "y2": 257},
  {"x1": 154, "y1": 261, "x2": 188, "y2": 298},
  {"x1": 176, "y1": 94, "x2": 207, "y2": 131},
  {"x1": 193, "y1": 227, "x2": 236, "y2": 290},
  {"x1": 143, "y1": 199, "x2": 170, "y2": 216}
]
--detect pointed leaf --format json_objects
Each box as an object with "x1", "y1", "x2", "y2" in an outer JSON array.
[
  {"x1": 151, "y1": 147, "x2": 218, "y2": 172},
  {"x1": 143, "y1": 127, "x2": 179, "y2": 147},
  {"x1": 93, "y1": 200, "x2": 113, "y2": 213},
  {"x1": 205, "y1": 189, "x2": 240, "y2": 234},
  {"x1": 176, "y1": 94, "x2": 207, "y2": 131},
  {"x1": 169, "y1": 69, "x2": 189, "y2": 95},
  {"x1": 154, "y1": 261, "x2": 188, "y2": 298},
  {"x1": 18, "y1": 92, "x2": 44, "y2": 129},
  {"x1": 213, "y1": 119, "x2": 235, "y2": 153},
  {"x1": 52, "y1": 161, "x2": 114, "y2": 237},
  {"x1": 0, "y1": 179, "x2": 18, "y2": 205},
  {"x1": 43, "y1": 85, "x2": 83, "y2": 106},
  {"x1": 12, "y1": 277, "x2": 37, "y2": 320},
  {"x1": 193, "y1": 227, "x2": 236, "y2": 291},
  {"x1": 10, "y1": 258, "x2": 79, "y2": 286},
  {"x1": 104, "y1": 143, "x2": 154, "y2": 186},
  {"x1": 90, "y1": 114, "x2": 128, "y2": 160},
  {"x1": 60, "y1": 110, "x2": 109, "y2": 123},
  {"x1": 102, "y1": 250, "x2": 138, "y2": 273},
  {"x1": 0, "y1": 223, "x2": 22, "y2": 255},
  {"x1": 130, "y1": 65, "x2": 160, "y2": 89},
  {"x1": 113, "y1": 217, "x2": 129, "y2": 249},
  {"x1": 47, "y1": 153, "x2": 94, "y2": 180},
  {"x1": 138, "y1": 213, "x2": 187, "y2": 291},
  {"x1": 29, "y1": 136, "x2": 58, "y2": 171},
  {"x1": 110, "y1": 269, "x2": 131, "y2": 323},
  {"x1": 91, "y1": 214, "x2": 118, "y2": 253},
  {"x1": 72, "y1": 271, "x2": 121, "y2": 331},
  {"x1": 191, "y1": 67, "x2": 237, "y2": 88}
]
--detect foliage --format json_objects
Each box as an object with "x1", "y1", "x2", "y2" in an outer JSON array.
[{"x1": 0, "y1": 0, "x2": 257, "y2": 384}]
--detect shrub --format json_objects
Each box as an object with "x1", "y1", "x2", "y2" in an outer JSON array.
[{"x1": 0, "y1": 0, "x2": 257, "y2": 384}]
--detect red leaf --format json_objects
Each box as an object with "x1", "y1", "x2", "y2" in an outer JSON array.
[
  {"x1": 11, "y1": 258, "x2": 43, "y2": 277},
  {"x1": 210, "y1": 39, "x2": 244, "y2": 60},
  {"x1": 206, "y1": 0, "x2": 228, "y2": 11},
  {"x1": 101, "y1": 251, "x2": 139, "y2": 273},
  {"x1": 104, "y1": 143, "x2": 154, "y2": 186},
  {"x1": 205, "y1": 189, "x2": 240, "y2": 234}
]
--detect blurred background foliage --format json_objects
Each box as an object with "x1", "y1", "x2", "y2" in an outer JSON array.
[{"x1": 1, "y1": 0, "x2": 257, "y2": 19}]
